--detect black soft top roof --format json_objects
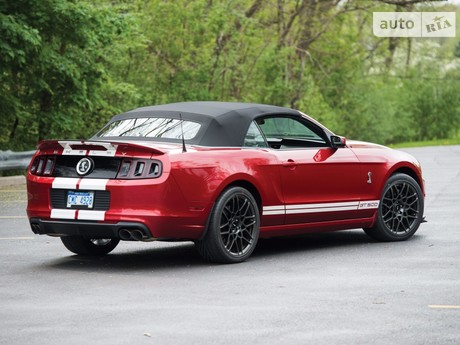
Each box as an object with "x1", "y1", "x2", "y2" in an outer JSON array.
[{"x1": 95, "y1": 101, "x2": 302, "y2": 147}]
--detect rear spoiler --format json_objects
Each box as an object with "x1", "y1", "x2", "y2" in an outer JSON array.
[{"x1": 36, "y1": 140, "x2": 165, "y2": 156}]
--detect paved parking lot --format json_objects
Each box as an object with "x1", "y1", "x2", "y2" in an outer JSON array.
[{"x1": 1, "y1": 146, "x2": 459, "y2": 345}]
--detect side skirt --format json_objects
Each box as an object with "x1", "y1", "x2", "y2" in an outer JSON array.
[{"x1": 259, "y1": 217, "x2": 376, "y2": 239}]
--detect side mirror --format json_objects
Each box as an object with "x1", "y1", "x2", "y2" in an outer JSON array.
[{"x1": 331, "y1": 135, "x2": 346, "y2": 148}]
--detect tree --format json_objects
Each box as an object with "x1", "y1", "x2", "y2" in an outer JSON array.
[
  {"x1": 0, "y1": 0, "x2": 124, "y2": 149},
  {"x1": 1, "y1": 0, "x2": 458, "y2": 150}
]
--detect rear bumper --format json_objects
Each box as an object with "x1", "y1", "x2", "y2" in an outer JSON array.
[
  {"x1": 27, "y1": 174, "x2": 210, "y2": 241},
  {"x1": 29, "y1": 218, "x2": 153, "y2": 241}
]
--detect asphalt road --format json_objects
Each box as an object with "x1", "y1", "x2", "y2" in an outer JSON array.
[{"x1": 1, "y1": 146, "x2": 459, "y2": 345}]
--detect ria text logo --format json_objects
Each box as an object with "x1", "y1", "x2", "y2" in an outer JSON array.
[{"x1": 373, "y1": 12, "x2": 456, "y2": 37}]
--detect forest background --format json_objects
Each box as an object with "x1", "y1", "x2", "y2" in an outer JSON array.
[{"x1": 1, "y1": 0, "x2": 459, "y2": 151}]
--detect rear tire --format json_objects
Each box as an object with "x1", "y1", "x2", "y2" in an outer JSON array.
[
  {"x1": 364, "y1": 173, "x2": 424, "y2": 241},
  {"x1": 61, "y1": 236, "x2": 119, "y2": 256},
  {"x1": 196, "y1": 186, "x2": 260, "y2": 264}
]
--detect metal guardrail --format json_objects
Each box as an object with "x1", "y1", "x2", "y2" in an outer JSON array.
[{"x1": 0, "y1": 150, "x2": 36, "y2": 171}]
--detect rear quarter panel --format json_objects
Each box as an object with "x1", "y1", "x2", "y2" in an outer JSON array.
[{"x1": 168, "y1": 148, "x2": 285, "y2": 226}]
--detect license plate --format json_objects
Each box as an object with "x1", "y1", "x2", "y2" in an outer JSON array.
[{"x1": 67, "y1": 191, "x2": 94, "y2": 208}]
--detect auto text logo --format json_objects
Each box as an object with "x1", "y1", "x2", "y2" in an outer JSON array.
[{"x1": 373, "y1": 12, "x2": 456, "y2": 37}]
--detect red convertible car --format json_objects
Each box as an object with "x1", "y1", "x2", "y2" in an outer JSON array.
[{"x1": 26, "y1": 102, "x2": 425, "y2": 263}]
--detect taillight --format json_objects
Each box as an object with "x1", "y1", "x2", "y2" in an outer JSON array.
[
  {"x1": 30, "y1": 156, "x2": 56, "y2": 176},
  {"x1": 30, "y1": 157, "x2": 39, "y2": 173},
  {"x1": 36, "y1": 158, "x2": 45, "y2": 174},
  {"x1": 118, "y1": 160, "x2": 131, "y2": 177},
  {"x1": 116, "y1": 159, "x2": 162, "y2": 179},
  {"x1": 43, "y1": 157, "x2": 55, "y2": 175},
  {"x1": 134, "y1": 161, "x2": 145, "y2": 176}
]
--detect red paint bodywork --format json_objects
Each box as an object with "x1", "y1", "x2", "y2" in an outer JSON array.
[{"x1": 26, "y1": 139, "x2": 424, "y2": 241}]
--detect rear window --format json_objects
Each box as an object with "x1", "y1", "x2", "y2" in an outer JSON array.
[{"x1": 96, "y1": 118, "x2": 201, "y2": 140}]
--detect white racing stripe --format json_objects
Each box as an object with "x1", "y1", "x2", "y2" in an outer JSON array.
[
  {"x1": 59, "y1": 141, "x2": 87, "y2": 156},
  {"x1": 50, "y1": 209, "x2": 106, "y2": 221},
  {"x1": 262, "y1": 205, "x2": 285, "y2": 215},
  {"x1": 52, "y1": 177, "x2": 80, "y2": 190},
  {"x1": 79, "y1": 179, "x2": 109, "y2": 191},
  {"x1": 88, "y1": 142, "x2": 117, "y2": 157},
  {"x1": 286, "y1": 205, "x2": 360, "y2": 214},
  {"x1": 58, "y1": 141, "x2": 118, "y2": 156},
  {"x1": 263, "y1": 200, "x2": 380, "y2": 216},
  {"x1": 263, "y1": 206, "x2": 285, "y2": 211},
  {"x1": 287, "y1": 201, "x2": 359, "y2": 210},
  {"x1": 51, "y1": 209, "x2": 76, "y2": 219},
  {"x1": 78, "y1": 210, "x2": 106, "y2": 221},
  {"x1": 263, "y1": 210, "x2": 286, "y2": 215}
]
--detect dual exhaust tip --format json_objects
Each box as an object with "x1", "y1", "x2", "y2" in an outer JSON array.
[
  {"x1": 119, "y1": 228, "x2": 151, "y2": 241},
  {"x1": 31, "y1": 223, "x2": 41, "y2": 234}
]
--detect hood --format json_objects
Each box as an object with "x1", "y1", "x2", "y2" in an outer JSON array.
[{"x1": 346, "y1": 140, "x2": 388, "y2": 149}]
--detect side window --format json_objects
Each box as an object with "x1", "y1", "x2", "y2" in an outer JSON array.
[
  {"x1": 257, "y1": 116, "x2": 327, "y2": 148},
  {"x1": 244, "y1": 121, "x2": 268, "y2": 148}
]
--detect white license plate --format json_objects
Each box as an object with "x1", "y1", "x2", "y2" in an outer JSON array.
[{"x1": 67, "y1": 191, "x2": 94, "y2": 208}]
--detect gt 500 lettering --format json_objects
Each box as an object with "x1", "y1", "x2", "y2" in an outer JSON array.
[{"x1": 358, "y1": 201, "x2": 380, "y2": 210}]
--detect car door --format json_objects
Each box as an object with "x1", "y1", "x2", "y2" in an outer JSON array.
[{"x1": 257, "y1": 115, "x2": 365, "y2": 225}]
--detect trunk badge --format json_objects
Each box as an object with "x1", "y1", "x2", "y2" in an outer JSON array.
[{"x1": 76, "y1": 158, "x2": 94, "y2": 176}]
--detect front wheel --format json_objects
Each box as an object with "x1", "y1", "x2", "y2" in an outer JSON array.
[
  {"x1": 196, "y1": 186, "x2": 260, "y2": 264},
  {"x1": 364, "y1": 173, "x2": 424, "y2": 241},
  {"x1": 61, "y1": 237, "x2": 120, "y2": 256}
]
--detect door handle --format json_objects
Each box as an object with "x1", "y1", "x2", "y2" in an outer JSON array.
[{"x1": 282, "y1": 159, "x2": 297, "y2": 168}]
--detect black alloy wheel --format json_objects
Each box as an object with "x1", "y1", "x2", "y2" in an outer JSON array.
[
  {"x1": 196, "y1": 186, "x2": 260, "y2": 263},
  {"x1": 364, "y1": 173, "x2": 424, "y2": 241}
]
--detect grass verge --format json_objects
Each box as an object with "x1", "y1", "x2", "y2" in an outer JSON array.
[{"x1": 390, "y1": 137, "x2": 460, "y2": 148}]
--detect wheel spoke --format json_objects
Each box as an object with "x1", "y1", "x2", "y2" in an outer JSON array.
[
  {"x1": 222, "y1": 206, "x2": 233, "y2": 220},
  {"x1": 406, "y1": 197, "x2": 419, "y2": 207},
  {"x1": 220, "y1": 220, "x2": 230, "y2": 230},
  {"x1": 391, "y1": 217, "x2": 397, "y2": 231},
  {"x1": 243, "y1": 220, "x2": 256, "y2": 228},
  {"x1": 402, "y1": 184, "x2": 412, "y2": 199},
  {"x1": 406, "y1": 206, "x2": 419, "y2": 214},
  {"x1": 241, "y1": 233, "x2": 253, "y2": 244},
  {"x1": 382, "y1": 208, "x2": 392, "y2": 219},
  {"x1": 401, "y1": 217, "x2": 410, "y2": 231},
  {"x1": 238, "y1": 238, "x2": 244, "y2": 254},
  {"x1": 242, "y1": 226, "x2": 254, "y2": 238},
  {"x1": 238, "y1": 198, "x2": 249, "y2": 213},
  {"x1": 226, "y1": 235, "x2": 237, "y2": 251}
]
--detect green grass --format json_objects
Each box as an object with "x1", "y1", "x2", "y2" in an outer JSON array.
[{"x1": 390, "y1": 137, "x2": 460, "y2": 148}]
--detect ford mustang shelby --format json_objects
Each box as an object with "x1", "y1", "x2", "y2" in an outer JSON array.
[{"x1": 27, "y1": 102, "x2": 425, "y2": 263}]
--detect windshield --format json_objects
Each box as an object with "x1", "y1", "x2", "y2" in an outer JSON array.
[{"x1": 96, "y1": 117, "x2": 201, "y2": 140}]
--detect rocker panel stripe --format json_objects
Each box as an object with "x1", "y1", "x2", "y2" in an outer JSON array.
[{"x1": 262, "y1": 200, "x2": 380, "y2": 216}]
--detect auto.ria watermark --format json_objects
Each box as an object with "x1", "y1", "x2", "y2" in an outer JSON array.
[{"x1": 373, "y1": 12, "x2": 456, "y2": 37}]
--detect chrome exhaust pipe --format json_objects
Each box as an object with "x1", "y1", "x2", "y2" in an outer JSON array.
[
  {"x1": 119, "y1": 229, "x2": 132, "y2": 240},
  {"x1": 131, "y1": 229, "x2": 144, "y2": 241}
]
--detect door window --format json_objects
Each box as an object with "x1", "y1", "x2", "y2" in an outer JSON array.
[
  {"x1": 244, "y1": 121, "x2": 268, "y2": 148},
  {"x1": 257, "y1": 116, "x2": 327, "y2": 149}
]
